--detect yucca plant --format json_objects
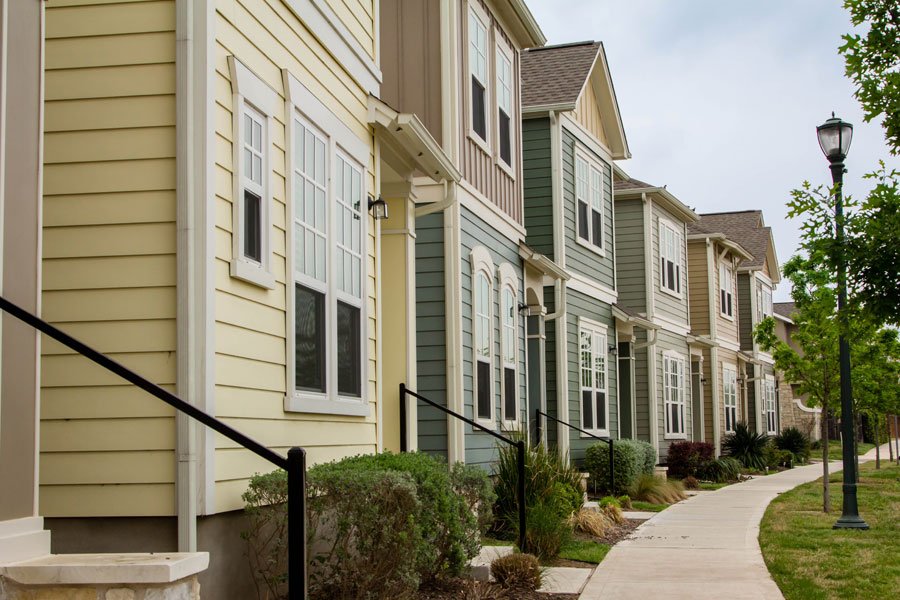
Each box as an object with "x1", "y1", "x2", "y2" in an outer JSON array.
[
  {"x1": 722, "y1": 422, "x2": 769, "y2": 470},
  {"x1": 773, "y1": 426, "x2": 811, "y2": 464}
]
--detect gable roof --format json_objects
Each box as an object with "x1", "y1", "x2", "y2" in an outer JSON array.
[
  {"x1": 613, "y1": 176, "x2": 699, "y2": 224},
  {"x1": 689, "y1": 211, "x2": 780, "y2": 281},
  {"x1": 521, "y1": 41, "x2": 630, "y2": 159},
  {"x1": 773, "y1": 301, "x2": 797, "y2": 321}
]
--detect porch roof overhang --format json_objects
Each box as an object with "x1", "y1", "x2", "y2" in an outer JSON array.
[
  {"x1": 687, "y1": 333, "x2": 717, "y2": 348},
  {"x1": 615, "y1": 184, "x2": 699, "y2": 224},
  {"x1": 367, "y1": 95, "x2": 460, "y2": 183},
  {"x1": 686, "y1": 233, "x2": 754, "y2": 263},
  {"x1": 518, "y1": 243, "x2": 569, "y2": 286},
  {"x1": 612, "y1": 303, "x2": 656, "y2": 331},
  {"x1": 738, "y1": 351, "x2": 760, "y2": 365}
]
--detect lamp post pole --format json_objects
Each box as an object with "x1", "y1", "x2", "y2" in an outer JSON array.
[{"x1": 818, "y1": 115, "x2": 869, "y2": 530}]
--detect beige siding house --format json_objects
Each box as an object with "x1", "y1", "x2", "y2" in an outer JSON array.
[{"x1": 39, "y1": 0, "x2": 383, "y2": 595}]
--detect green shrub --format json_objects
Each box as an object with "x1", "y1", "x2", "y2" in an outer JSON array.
[
  {"x1": 774, "y1": 427, "x2": 811, "y2": 464},
  {"x1": 722, "y1": 422, "x2": 769, "y2": 470},
  {"x1": 450, "y1": 461, "x2": 496, "y2": 535},
  {"x1": 665, "y1": 441, "x2": 714, "y2": 479},
  {"x1": 523, "y1": 501, "x2": 572, "y2": 560},
  {"x1": 490, "y1": 553, "x2": 542, "y2": 590},
  {"x1": 617, "y1": 495, "x2": 632, "y2": 509},
  {"x1": 628, "y1": 473, "x2": 687, "y2": 505},
  {"x1": 763, "y1": 443, "x2": 794, "y2": 470},
  {"x1": 683, "y1": 475, "x2": 700, "y2": 490},
  {"x1": 696, "y1": 457, "x2": 743, "y2": 482},
  {"x1": 585, "y1": 439, "x2": 655, "y2": 495},
  {"x1": 241, "y1": 470, "x2": 289, "y2": 600},
  {"x1": 597, "y1": 495, "x2": 620, "y2": 509}
]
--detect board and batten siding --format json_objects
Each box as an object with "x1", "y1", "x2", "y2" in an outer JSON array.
[
  {"x1": 212, "y1": 0, "x2": 378, "y2": 513},
  {"x1": 613, "y1": 198, "x2": 645, "y2": 313},
  {"x1": 522, "y1": 117, "x2": 553, "y2": 259},
  {"x1": 561, "y1": 127, "x2": 615, "y2": 290},
  {"x1": 460, "y1": 207, "x2": 526, "y2": 470},
  {"x1": 414, "y1": 212, "x2": 448, "y2": 459},
  {"x1": 40, "y1": 0, "x2": 178, "y2": 518},
  {"x1": 564, "y1": 290, "x2": 617, "y2": 464},
  {"x1": 572, "y1": 81, "x2": 609, "y2": 149},
  {"x1": 650, "y1": 203, "x2": 689, "y2": 325}
]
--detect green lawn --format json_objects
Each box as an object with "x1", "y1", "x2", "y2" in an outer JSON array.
[
  {"x1": 817, "y1": 442, "x2": 875, "y2": 462},
  {"x1": 760, "y1": 461, "x2": 900, "y2": 599},
  {"x1": 697, "y1": 481, "x2": 731, "y2": 490},
  {"x1": 557, "y1": 539, "x2": 611, "y2": 564},
  {"x1": 630, "y1": 500, "x2": 668, "y2": 512}
]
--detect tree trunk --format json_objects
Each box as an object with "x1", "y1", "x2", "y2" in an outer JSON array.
[
  {"x1": 889, "y1": 414, "x2": 894, "y2": 463},
  {"x1": 823, "y1": 403, "x2": 831, "y2": 513},
  {"x1": 875, "y1": 414, "x2": 881, "y2": 470},
  {"x1": 854, "y1": 413, "x2": 860, "y2": 484},
  {"x1": 895, "y1": 415, "x2": 900, "y2": 466}
]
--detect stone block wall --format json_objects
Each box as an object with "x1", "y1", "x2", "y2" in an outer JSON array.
[{"x1": 0, "y1": 575, "x2": 199, "y2": 600}]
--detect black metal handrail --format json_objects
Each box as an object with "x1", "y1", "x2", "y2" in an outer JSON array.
[
  {"x1": 536, "y1": 409, "x2": 615, "y2": 494},
  {"x1": 399, "y1": 383, "x2": 528, "y2": 552},
  {"x1": 0, "y1": 296, "x2": 307, "y2": 600}
]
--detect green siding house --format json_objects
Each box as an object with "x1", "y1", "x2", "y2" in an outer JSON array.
[{"x1": 520, "y1": 41, "x2": 632, "y2": 463}]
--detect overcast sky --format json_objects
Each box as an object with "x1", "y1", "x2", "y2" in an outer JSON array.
[{"x1": 526, "y1": 0, "x2": 898, "y2": 301}]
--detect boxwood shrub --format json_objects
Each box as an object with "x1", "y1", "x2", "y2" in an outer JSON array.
[
  {"x1": 665, "y1": 441, "x2": 715, "y2": 479},
  {"x1": 584, "y1": 439, "x2": 655, "y2": 495}
]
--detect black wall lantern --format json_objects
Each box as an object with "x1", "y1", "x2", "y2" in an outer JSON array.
[{"x1": 368, "y1": 195, "x2": 389, "y2": 220}]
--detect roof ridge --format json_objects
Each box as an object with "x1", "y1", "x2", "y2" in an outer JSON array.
[{"x1": 524, "y1": 40, "x2": 597, "y2": 52}]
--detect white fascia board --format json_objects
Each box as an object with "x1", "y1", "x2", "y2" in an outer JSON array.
[{"x1": 567, "y1": 272, "x2": 617, "y2": 306}]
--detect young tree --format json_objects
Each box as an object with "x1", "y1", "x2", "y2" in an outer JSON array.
[{"x1": 853, "y1": 327, "x2": 900, "y2": 469}]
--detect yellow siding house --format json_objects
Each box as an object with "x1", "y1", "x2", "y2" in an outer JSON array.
[{"x1": 41, "y1": 0, "x2": 382, "y2": 595}]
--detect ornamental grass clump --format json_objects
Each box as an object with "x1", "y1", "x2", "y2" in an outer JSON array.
[
  {"x1": 628, "y1": 473, "x2": 687, "y2": 505},
  {"x1": 490, "y1": 553, "x2": 542, "y2": 591},
  {"x1": 569, "y1": 509, "x2": 614, "y2": 537},
  {"x1": 774, "y1": 426, "x2": 811, "y2": 464},
  {"x1": 722, "y1": 422, "x2": 770, "y2": 470}
]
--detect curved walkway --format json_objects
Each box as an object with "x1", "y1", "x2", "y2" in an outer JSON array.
[{"x1": 579, "y1": 445, "x2": 889, "y2": 600}]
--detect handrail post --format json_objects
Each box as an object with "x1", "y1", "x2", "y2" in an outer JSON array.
[
  {"x1": 287, "y1": 447, "x2": 307, "y2": 600},
  {"x1": 535, "y1": 410, "x2": 542, "y2": 447},
  {"x1": 516, "y1": 440, "x2": 527, "y2": 553},
  {"x1": 399, "y1": 384, "x2": 408, "y2": 453},
  {"x1": 608, "y1": 439, "x2": 614, "y2": 495}
]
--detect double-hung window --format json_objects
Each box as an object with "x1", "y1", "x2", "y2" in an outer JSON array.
[
  {"x1": 499, "y1": 264, "x2": 518, "y2": 425},
  {"x1": 575, "y1": 152, "x2": 605, "y2": 253},
  {"x1": 756, "y1": 283, "x2": 772, "y2": 322},
  {"x1": 228, "y1": 56, "x2": 277, "y2": 289},
  {"x1": 472, "y1": 247, "x2": 495, "y2": 425},
  {"x1": 659, "y1": 219, "x2": 682, "y2": 295},
  {"x1": 468, "y1": 5, "x2": 489, "y2": 144},
  {"x1": 664, "y1": 352, "x2": 687, "y2": 438},
  {"x1": 496, "y1": 41, "x2": 513, "y2": 168},
  {"x1": 720, "y1": 263, "x2": 733, "y2": 318},
  {"x1": 723, "y1": 364, "x2": 737, "y2": 433},
  {"x1": 579, "y1": 319, "x2": 608, "y2": 435},
  {"x1": 284, "y1": 71, "x2": 370, "y2": 416},
  {"x1": 765, "y1": 376, "x2": 777, "y2": 434}
]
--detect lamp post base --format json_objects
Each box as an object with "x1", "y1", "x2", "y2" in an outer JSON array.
[{"x1": 833, "y1": 515, "x2": 870, "y2": 530}]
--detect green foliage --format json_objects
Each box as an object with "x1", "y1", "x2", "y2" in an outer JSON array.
[
  {"x1": 774, "y1": 427, "x2": 811, "y2": 463},
  {"x1": 241, "y1": 470, "x2": 289, "y2": 600},
  {"x1": 696, "y1": 457, "x2": 744, "y2": 483},
  {"x1": 490, "y1": 553, "x2": 542, "y2": 590},
  {"x1": 763, "y1": 443, "x2": 795, "y2": 470},
  {"x1": 616, "y1": 495, "x2": 632, "y2": 509},
  {"x1": 628, "y1": 473, "x2": 687, "y2": 505},
  {"x1": 522, "y1": 501, "x2": 572, "y2": 561},
  {"x1": 597, "y1": 496, "x2": 620, "y2": 509},
  {"x1": 584, "y1": 439, "x2": 655, "y2": 495},
  {"x1": 665, "y1": 441, "x2": 715, "y2": 479},
  {"x1": 557, "y1": 539, "x2": 612, "y2": 564},
  {"x1": 722, "y1": 423, "x2": 770, "y2": 471},
  {"x1": 450, "y1": 461, "x2": 496, "y2": 535}
]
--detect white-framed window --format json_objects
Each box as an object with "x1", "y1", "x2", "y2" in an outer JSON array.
[
  {"x1": 498, "y1": 263, "x2": 518, "y2": 426},
  {"x1": 723, "y1": 363, "x2": 738, "y2": 433},
  {"x1": 765, "y1": 376, "x2": 777, "y2": 434},
  {"x1": 579, "y1": 319, "x2": 608, "y2": 435},
  {"x1": 228, "y1": 56, "x2": 278, "y2": 289},
  {"x1": 719, "y1": 262, "x2": 734, "y2": 319},
  {"x1": 575, "y1": 150, "x2": 606, "y2": 254},
  {"x1": 471, "y1": 246, "x2": 495, "y2": 426},
  {"x1": 283, "y1": 70, "x2": 371, "y2": 416},
  {"x1": 659, "y1": 218, "x2": 682, "y2": 296},
  {"x1": 495, "y1": 38, "x2": 514, "y2": 171},
  {"x1": 663, "y1": 351, "x2": 687, "y2": 438},
  {"x1": 468, "y1": 2, "x2": 490, "y2": 148},
  {"x1": 757, "y1": 283, "x2": 773, "y2": 322}
]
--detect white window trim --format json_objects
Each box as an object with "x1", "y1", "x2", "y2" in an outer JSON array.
[
  {"x1": 578, "y1": 317, "x2": 610, "y2": 438},
  {"x1": 663, "y1": 350, "x2": 688, "y2": 439},
  {"x1": 471, "y1": 245, "x2": 496, "y2": 428},
  {"x1": 466, "y1": 0, "x2": 492, "y2": 155},
  {"x1": 228, "y1": 56, "x2": 278, "y2": 289},
  {"x1": 658, "y1": 216, "x2": 683, "y2": 299},
  {"x1": 765, "y1": 375, "x2": 777, "y2": 435},
  {"x1": 722, "y1": 362, "x2": 738, "y2": 434},
  {"x1": 494, "y1": 34, "x2": 516, "y2": 179},
  {"x1": 498, "y1": 262, "x2": 519, "y2": 428},
  {"x1": 719, "y1": 261, "x2": 734, "y2": 321},
  {"x1": 574, "y1": 147, "x2": 607, "y2": 257},
  {"x1": 283, "y1": 70, "x2": 371, "y2": 417}
]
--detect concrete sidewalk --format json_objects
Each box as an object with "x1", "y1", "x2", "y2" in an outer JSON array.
[{"x1": 578, "y1": 444, "x2": 890, "y2": 600}]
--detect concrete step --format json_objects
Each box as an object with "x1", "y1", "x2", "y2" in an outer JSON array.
[
  {"x1": 467, "y1": 545, "x2": 514, "y2": 581},
  {"x1": 539, "y1": 566, "x2": 593, "y2": 594}
]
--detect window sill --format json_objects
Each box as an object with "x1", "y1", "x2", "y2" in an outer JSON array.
[
  {"x1": 579, "y1": 429, "x2": 609, "y2": 439},
  {"x1": 231, "y1": 258, "x2": 276, "y2": 289},
  {"x1": 664, "y1": 433, "x2": 688, "y2": 441},
  {"x1": 658, "y1": 285, "x2": 683, "y2": 300},
  {"x1": 720, "y1": 311, "x2": 735, "y2": 322},
  {"x1": 575, "y1": 235, "x2": 605, "y2": 258},
  {"x1": 284, "y1": 392, "x2": 370, "y2": 417},
  {"x1": 474, "y1": 416, "x2": 496, "y2": 431}
]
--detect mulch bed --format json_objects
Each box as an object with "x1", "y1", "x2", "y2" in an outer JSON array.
[{"x1": 414, "y1": 519, "x2": 643, "y2": 599}]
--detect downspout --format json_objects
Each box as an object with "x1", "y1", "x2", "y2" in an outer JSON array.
[
  {"x1": 443, "y1": 193, "x2": 464, "y2": 464},
  {"x1": 641, "y1": 193, "x2": 659, "y2": 460},
  {"x1": 549, "y1": 110, "x2": 569, "y2": 457},
  {"x1": 707, "y1": 239, "x2": 721, "y2": 455},
  {"x1": 415, "y1": 179, "x2": 457, "y2": 218}
]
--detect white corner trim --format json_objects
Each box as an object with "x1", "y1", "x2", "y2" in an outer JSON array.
[
  {"x1": 559, "y1": 112, "x2": 614, "y2": 164},
  {"x1": 280, "y1": 0, "x2": 381, "y2": 94}
]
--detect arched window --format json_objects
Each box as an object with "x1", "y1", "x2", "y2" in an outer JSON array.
[
  {"x1": 498, "y1": 263, "x2": 519, "y2": 426},
  {"x1": 471, "y1": 247, "x2": 495, "y2": 425}
]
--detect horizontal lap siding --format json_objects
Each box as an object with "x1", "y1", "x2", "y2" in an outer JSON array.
[
  {"x1": 543, "y1": 291, "x2": 558, "y2": 448},
  {"x1": 562, "y1": 127, "x2": 615, "y2": 290},
  {"x1": 565, "y1": 291, "x2": 617, "y2": 464},
  {"x1": 613, "y1": 198, "x2": 645, "y2": 313},
  {"x1": 40, "y1": 0, "x2": 178, "y2": 518},
  {"x1": 656, "y1": 330, "x2": 692, "y2": 460},
  {"x1": 650, "y1": 203, "x2": 689, "y2": 325},
  {"x1": 738, "y1": 274, "x2": 753, "y2": 352},
  {"x1": 687, "y1": 241, "x2": 709, "y2": 334},
  {"x1": 324, "y1": 0, "x2": 375, "y2": 60},
  {"x1": 716, "y1": 245, "x2": 740, "y2": 345},
  {"x1": 414, "y1": 212, "x2": 448, "y2": 459},
  {"x1": 460, "y1": 207, "x2": 526, "y2": 471},
  {"x1": 633, "y1": 328, "x2": 650, "y2": 441},
  {"x1": 522, "y1": 118, "x2": 553, "y2": 259},
  {"x1": 213, "y1": 0, "x2": 377, "y2": 513}
]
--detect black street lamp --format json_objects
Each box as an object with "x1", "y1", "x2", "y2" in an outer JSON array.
[{"x1": 816, "y1": 114, "x2": 869, "y2": 530}]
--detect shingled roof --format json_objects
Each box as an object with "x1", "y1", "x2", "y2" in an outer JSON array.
[
  {"x1": 521, "y1": 41, "x2": 602, "y2": 108},
  {"x1": 773, "y1": 302, "x2": 797, "y2": 320},
  {"x1": 614, "y1": 177, "x2": 655, "y2": 192},
  {"x1": 688, "y1": 210, "x2": 772, "y2": 270}
]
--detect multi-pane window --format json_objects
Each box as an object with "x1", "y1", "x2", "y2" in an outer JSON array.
[
  {"x1": 659, "y1": 220, "x2": 682, "y2": 294},
  {"x1": 579, "y1": 321, "x2": 608, "y2": 433},
  {"x1": 242, "y1": 108, "x2": 265, "y2": 262},
  {"x1": 723, "y1": 364, "x2": 737, "y2": 433},
  {"x1": 575, "y1": 154, "x2": 605, "y2": 252},
  {"x1": 469, "y1": 8, "x2": 488, "y2": 142},
  {"x1": 664, "y1": 353, "x2": 687, "y2": 437},
  {"x1": 474, "y1": 270, "x2": 493, "y2": 422},
  {"x1": 765, "y1": 377, "x2": 777, "y2": 434},
  {"x1": 756, "y1": 283, "x2": 773, "y2": 322},
  {"x1": 496, "y1": 48, "x2": 512, "y2": 166},
  {"x1": 501, "y1": 285, "x2": 517, "y2": 423},
  {"x1": 720, "y1": 263, "x2": 733, "y2": 318}
]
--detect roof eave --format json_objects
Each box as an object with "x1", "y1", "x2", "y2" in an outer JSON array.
[
  {"x1": 522, "y1": 102, "x2": 577, "y2": 116},
  {"x1": 495, "y1": 0, "x2": 546, "y2": 48},
  {"x1": 615, "y1": 186, "x2": 699, "y2": 223}
]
